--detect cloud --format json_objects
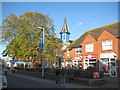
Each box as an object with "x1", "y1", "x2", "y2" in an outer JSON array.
[
  {"x1": 91, "y1": 22, "x2": 96, "y2": 25},
  {"x1": 78, "y1": 22, "x2": 83, "y2": 26}
]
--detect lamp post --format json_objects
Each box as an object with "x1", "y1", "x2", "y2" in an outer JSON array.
[{"x1": 38, "y1": 26, "x2": 45, "y2": 78}]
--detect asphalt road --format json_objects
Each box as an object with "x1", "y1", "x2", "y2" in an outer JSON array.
[{"x1": 6, "y1": 71, "x2": 63, "y2": 88}]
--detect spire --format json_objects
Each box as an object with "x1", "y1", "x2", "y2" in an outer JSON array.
[{"x1": 60, "y1": 18, "x2": 70, "y2": 34}]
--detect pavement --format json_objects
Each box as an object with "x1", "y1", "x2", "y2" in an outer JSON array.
[
  {"x1": 10, "y1": 72, "x2": 119, "y2": 88},
  {"x1": 92, "y1": 76, "x2": 118, "y2": 88},
  {"x1": 12, "y1": 72, "x2": 90, "y2": 88},
  {"x1": 7, "y1": 70, "x2": 119, "y2": 88}
]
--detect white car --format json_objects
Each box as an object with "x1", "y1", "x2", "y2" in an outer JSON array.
[{"x1": 0, "y1": 75, "x2": 7, "y2": 89}]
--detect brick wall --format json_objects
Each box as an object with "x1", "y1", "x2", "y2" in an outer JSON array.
[
  {"x1": 82, "y1": 34, "x2": 97, "y2": 57},
  {"x1": 97, "y1": 30, "x2": 118, "y2": 58}
]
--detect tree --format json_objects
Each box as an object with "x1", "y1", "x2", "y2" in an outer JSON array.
[{"x1": 1, "y1": 12, "x2": 61, "y2": 64}]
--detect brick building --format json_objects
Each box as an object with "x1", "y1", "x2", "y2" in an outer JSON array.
[{"x1": 63, "y1": 22, "x2": 120, "y2": 77}]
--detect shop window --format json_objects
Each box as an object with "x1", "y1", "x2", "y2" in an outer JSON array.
[
  {"x1": 89, "y1": 59, "x2": 96, "y2": 63},
  {"x1": 84, "y1": 59, "x2": 96, "y2": 69},
  {"x1": 78, "y1": 61, "x2": 82, "y2": 68},
  {"x1": 89, "y1": 63, "x2": 96, "y2": 67},
  {"x1": 99, "y1": 58, "x2": 109, "y2": 73}
]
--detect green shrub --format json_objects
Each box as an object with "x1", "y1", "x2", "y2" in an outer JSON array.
[
  {"x1": 73, "y1": 68, "x2": 84, "y2": 78},
  {"x1": 83, "y1": 66, "x2": 98, "y2": 78}
]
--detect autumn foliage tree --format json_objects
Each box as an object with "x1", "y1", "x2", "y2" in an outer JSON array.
[{"x1": 1, "y1": 12, "x2": 61, "y2": 65}]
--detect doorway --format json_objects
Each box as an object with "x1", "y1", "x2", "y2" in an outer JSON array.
[
  {"x1": 99, "y1": 58, "x2": 117, "y2": 77},
  {"x1": 109, "y1": 58, "x2": 117, "y2": 77}
]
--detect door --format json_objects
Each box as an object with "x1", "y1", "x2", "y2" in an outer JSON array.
[
  {"x1": 84, "y1": 59, "x2": 89, "y2": 70},
  {"x1": 110, "y1": 58, "x2": 117, "y2": 77}
]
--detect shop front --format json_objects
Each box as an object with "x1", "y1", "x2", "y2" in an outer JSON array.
[
  {"x1": 83, "y1": 54, "x2": 97, "y2": 70},
  {"x1": 64, "y1": 58, "x2": 72, "y2": 69},
  {"x1": 73, "y1": 56, "x2": 82, "y2": 69},
  {"x1": 99, "y1": 53, "x2": 117, "y2": 77}
]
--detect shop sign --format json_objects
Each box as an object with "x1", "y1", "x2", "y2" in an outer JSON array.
[
  {"x1": 84, "y1": 54, "x2": 96, "y2": 59},
  {"x1": 75, "y1": 56, "x2": 82, "y2": 60},
  {"x1": 100, "y1": 53, "x2": 116, "y2": 58},
  {"x1": 93, "y1": 72, "x2": 100, "y2": 79},
  {"x1": 65, "y1": 58, "x2": 72, "y2": 61}
]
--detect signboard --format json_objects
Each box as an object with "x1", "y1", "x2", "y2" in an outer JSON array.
[
  {"x1": 84, "y1": 54, "x2": 96, "y2": 59},
  {"x1": 10, "y1": 60, "x2": 18, "y2": 64},
  {"x1": 65, "y1": 58, "x2": 72, "y2": 61},
  {"x1": 93, "y1": 72, "x2": 100, "y2": 79},
  {"x1": 40, "y1": 39, "x2": 44, "y2": 50},
  {"x1": 75, "y1": 56, "x2": 82, "y2": 60},
  {"x1": 100, "y1": 53, "x2": 116, "y2": 58}
]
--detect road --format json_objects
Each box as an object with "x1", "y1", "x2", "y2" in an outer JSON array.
[{"x1": 6, "y1": 71, "x2": 63, "y2": 88}]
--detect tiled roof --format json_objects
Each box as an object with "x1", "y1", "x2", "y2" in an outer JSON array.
[{"x1": 69, "y1": 22, "x2": 120, "y2": 49}]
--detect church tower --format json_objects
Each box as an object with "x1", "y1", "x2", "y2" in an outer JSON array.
[{"x1": 60, "y1": 18, "x2": 70, "y2": 44}]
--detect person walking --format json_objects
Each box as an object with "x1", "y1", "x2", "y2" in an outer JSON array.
[
  {"x1": 67, "y1": 70, "x2": 73, "y2": 82},
  {"x1": 55, "y1": 67, "x2": 61, "y2": 85},
  {"x1": 61, "y1": 68, "x2": 66, "y2": 84}
]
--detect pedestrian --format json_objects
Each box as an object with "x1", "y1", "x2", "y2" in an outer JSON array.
[
  {"x1": 55, "y1": 67, "x2": 61, "y2": 85},
  {"x1": 61, "y1": 67, "x2": 66, "y2": 84},
  {"x1": 67, "y1": 70, "x2": 73, "y2": 82}
]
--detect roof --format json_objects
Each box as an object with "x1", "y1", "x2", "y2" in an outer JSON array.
[
  {"x1": 60, "y1": 18, "x2": 70, "y2": 34},
  {"x1": 69, "y1": 22, "x2": 120, "y2": 49}
]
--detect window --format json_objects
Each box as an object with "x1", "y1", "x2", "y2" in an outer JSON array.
[
  {"x1": 67, "y1": 51, "x2": 70, "y2": 56},
  {"x1": 62, "y1": 34, "x2": 66, "y2": 40},
  {"x1": 102, "y1": 40, "x2": 112, "y2": 50},
  {"x1": 76, "y1": 48, "x2": 82, "y2": 54},
  {"x1": 84, "y1": 59, "x2": 96, "y2": 69},
  {"x1": 85, "y1": 43, "x2": 94, "y2": 52},
  {"x1": 63, "y1": 35, "x2": 65, "y2": 39}
]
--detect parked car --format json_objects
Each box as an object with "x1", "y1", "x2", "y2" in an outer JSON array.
[{"x1": 0, "y1": 75, "x2": 7, "y2": 89}]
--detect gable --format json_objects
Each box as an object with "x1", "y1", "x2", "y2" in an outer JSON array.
[
  {"x1": 98, "y1": 30, "x2": 116, "y2": 40},
  {"x1": 82, "y1": 34, "x2": 96, "y2": 44}
]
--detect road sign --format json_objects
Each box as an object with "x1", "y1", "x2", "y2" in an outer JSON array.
[
  {"x1": 93, "y1": 72, "x2": 100, "y2": 79},
  {"x1": 40, "y1": 39, "x2": 44, "y2": 50}
]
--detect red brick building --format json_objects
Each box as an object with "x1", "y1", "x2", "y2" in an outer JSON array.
[{"x1": 63, "y1": 22, "x2": 120, "y2": 77}]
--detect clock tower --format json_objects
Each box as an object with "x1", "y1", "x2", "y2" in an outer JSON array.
[{"x1": 60, "y1": 18, "x2": 70, "y2": 50}]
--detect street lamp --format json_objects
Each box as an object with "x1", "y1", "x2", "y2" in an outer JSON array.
[{"x1": 38, "y1": 26, "x2": 45, "y2": 78}]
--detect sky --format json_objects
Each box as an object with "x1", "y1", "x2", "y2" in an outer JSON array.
[{"x1": 0, "y1": 1, "x2": 119, "y2": 59}]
